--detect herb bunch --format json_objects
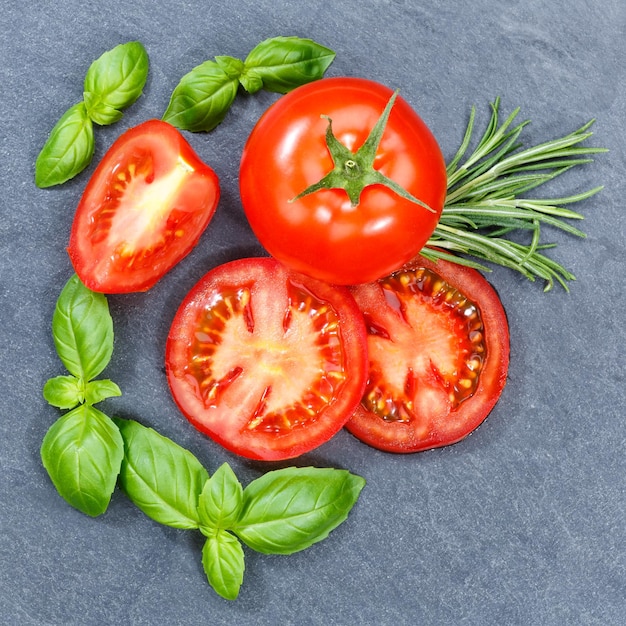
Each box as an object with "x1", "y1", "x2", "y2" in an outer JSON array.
[{"x1": 422, "y1": 98, "x2": 607, "y2": 291}]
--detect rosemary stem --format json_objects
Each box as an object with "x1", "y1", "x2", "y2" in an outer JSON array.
[{"x1": 423, "y1": 98, "x2": 605, "y2": 290}]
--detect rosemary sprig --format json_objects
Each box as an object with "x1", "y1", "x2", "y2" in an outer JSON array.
[{"x1": 422, "y1": 98, "x2": 607, "y2": 291}]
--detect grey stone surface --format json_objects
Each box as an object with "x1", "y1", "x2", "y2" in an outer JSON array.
[{"x1": 1, "y1": 1, "x2": 624, "y2": 624}]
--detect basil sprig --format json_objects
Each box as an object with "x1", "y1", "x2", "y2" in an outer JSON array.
[
  {"x1": 163, "y1": 36, "x2": 335, "y2": 132},
  {"x1": 35, "y1": 41, "x2": 149, "y2": 188},
  {"x1": 41, "y1": 276, "x2": 365, "y2": 599},
  {"x1": 41, "y1": 274, "x2": 123, "y2": 516},
  {"x1": 116, "y1": 418, "x2": 365, "y2": 600}
]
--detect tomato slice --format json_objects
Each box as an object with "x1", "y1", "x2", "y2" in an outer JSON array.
[
  {"x1": 346, "y1": 255, "x2": 510, "y2": 453},
  {"x1": 165, "y1": 258, "x2": 368, "y2": 461},
  {"x1": 68, "y1": 119, "x2": 220, "y2": 293}
]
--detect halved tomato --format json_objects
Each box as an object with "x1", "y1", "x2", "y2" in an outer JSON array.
[
  {"x1": 68, "y1": 119, "x2": 220, "y2": 293},
  {"x1": 346, "y1": 255, "x2": 509, "y2": 453},
  {"x1": 165, "y1": 257, "x2": 368, "y2": 461}
]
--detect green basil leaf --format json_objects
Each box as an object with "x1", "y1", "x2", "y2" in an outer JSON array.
[
  {"x1": 35, "y1": 102, "x2": 94, "y2": 188},
  {"x1": 198, "y1": 463, "x2": 244, "y2": 534},
  {"x1": 83, "y1": 41, "x2": 149, "y2": 125},
  {"x1": 52, "y1": 274, "x2": 114, "y2": 381},
  {"x1": 202, "y1": 530, "x2": 245, "y2": 601},
  {"x1": 233, "y1": 467, "x2": 365, "y2": 555},
  {"x1": 240, "y1": 36, "x2": 336, "y2": 94},
  {"x1": 115, "y1": 418, "x2": 209, "y2": 529},
  {"x1": 84, "y1": 379, "x2": 121, "y2": 405},
  {"x1": 162, "y1": 59, "x2": 239, "y2": 132},
  {"x1": 42, "y1": 375, "x2": 83, "y2": 410},
  {"x1": 40, "y1": 404, "x2": 123, "y2": 517}
]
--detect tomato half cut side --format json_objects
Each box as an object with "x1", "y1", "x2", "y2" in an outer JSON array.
[
  {"x1": 165, "y1": 257, "x2": 368, "y2": 461},
  {"x1": 346, "y1": 255, "x2": 510, "y2": 453},
  {"x1": 68, "y1": 119, "x2": 220, "y2": 293}
]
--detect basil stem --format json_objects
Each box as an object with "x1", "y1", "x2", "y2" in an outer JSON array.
[{"x1": 35, "y1": 102, "x2": 94, "y2": 188}]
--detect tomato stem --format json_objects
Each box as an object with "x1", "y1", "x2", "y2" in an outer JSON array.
[{"x1": 290, "y1": 91, "x2": 435, "y2": 212}]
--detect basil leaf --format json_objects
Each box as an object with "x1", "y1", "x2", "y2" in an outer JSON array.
[
  {"x1": 42, "y1": 375, "x2": 82, "y2": 410},
  {"x1": 83, "y1": 41, "x2": 149, "y2": 125},
  {"x1": 162, "y1": 59, "x2": 239, "y2": 132},
  {"x1": 116, "y1": 418, "x2": 209, "y2": 529},
  {"x1": 240, "y1": 36, "x2": 335, "y2": 94},
  {"x1": 52, "y1": 274, "x2": 114, "y2": 381},
  {"x1": 233, "y1": 467, "x2": 365, "y2": 555},
  {"x1": 202, "y1": 530, "x2": 245, "y2": 601},
  {"x1": 84, "y1": 379, "x2": 121, "y2": 405},
  {"x1": 40, "y1": 404, "x2": 123, "y2": 517},
  {"x1": 42, "y1": 375, "x2": 120, "y2": 409},
  {"x1": 198, "y1": 463, "x2": 244, "y2": 534},
  {"x1": 35, "y1": 102, "x2": 94, "y2": 188}
]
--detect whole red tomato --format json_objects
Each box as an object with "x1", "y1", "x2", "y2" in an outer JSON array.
[{"x1": 239, "y1": 77, "x2": 447, "y2": 285}]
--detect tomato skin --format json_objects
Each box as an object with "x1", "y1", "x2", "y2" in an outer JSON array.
[
  {"x1": 239, "y1": 77, "x2": 447, "y2": 285},
  {"x1": 68, "y1": 120, "x2": 220, "y2": 293},
  {"x1": 346, "y1": 255, "x2": 510, "y2": 453},
  {"x1": 165, "y1": 257, "x2": 368, "y2": 461}
]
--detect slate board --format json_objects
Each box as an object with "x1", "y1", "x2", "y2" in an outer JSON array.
[{"x1": 1, "y1": 1, "x2": 624, "y2": 624}]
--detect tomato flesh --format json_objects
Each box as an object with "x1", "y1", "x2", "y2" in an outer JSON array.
[
  {"x1": 68, "y1": 119, "x2": 220, "y2": 293},
  {"x1": 346, "y1": 256, "x2": 510, "y2": 453},
  {"x1": 166, "y1": 258, "x2": 368, "y2": 461},
  {"x1": 239, "y1": 77, "x2": 447, "y2": 285}
]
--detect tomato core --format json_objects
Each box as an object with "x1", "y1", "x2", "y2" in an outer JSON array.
[{"x1": 184, "y1": 281, "x2": 350, "y2": 435}]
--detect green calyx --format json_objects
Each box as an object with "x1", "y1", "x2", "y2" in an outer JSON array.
[{"x1": 291, "y1": 90, "x2": 434, "y2": 212}]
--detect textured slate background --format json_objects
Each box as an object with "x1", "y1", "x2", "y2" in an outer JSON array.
[{"x1": 1, "y1": 1, "x2": 624, "y2": 624}]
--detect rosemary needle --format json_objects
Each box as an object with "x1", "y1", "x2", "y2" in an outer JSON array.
[{"x1": 421, "y1": 98, "x2": 607, "y2": 291}]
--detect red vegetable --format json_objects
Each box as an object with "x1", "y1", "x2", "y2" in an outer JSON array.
[
  {"x1": 239, "y1": 77, "x2": 447, "y2": 285},
  {"x1": 346, "y1": 255, "x2": 510, "y2": 453},
  {"x1": 68, "y1": 119, "x2": 220, "y2": 293},
  {"x1": 165, "y1": 258, "x2": 369, "y2": 461}
]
